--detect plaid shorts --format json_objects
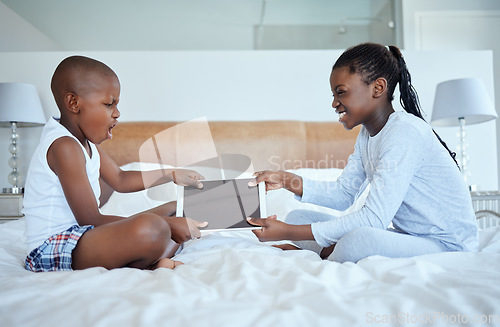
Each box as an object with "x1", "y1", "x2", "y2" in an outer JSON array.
[{"x1": 25, "y1": 225, "x2": 94, "y2": 272}]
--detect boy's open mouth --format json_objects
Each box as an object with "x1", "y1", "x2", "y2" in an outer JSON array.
[{"x1": 108, "y1": 123, "x2": 117, "y2": 139}]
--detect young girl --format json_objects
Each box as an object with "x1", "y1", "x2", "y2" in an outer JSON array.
[
  {"x1": 24, "y1": 55, "x2": 206, "y2": 272},
  {"x1": 247, "y1": 43, "x2": 478, "y2": 263}
]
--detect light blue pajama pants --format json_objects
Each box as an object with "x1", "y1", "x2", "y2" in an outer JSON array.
[{"x1": 285, "y1": 209, "x2": 450, "y2": 263}]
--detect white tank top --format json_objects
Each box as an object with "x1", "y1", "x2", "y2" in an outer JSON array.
[{"x1": 23, "y1": 118, "x2": 100, "y2": 252}]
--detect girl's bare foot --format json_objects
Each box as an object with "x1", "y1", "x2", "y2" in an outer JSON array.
[
  {"x1": 150, "y1": 258, "x2": 184, "y2": 270},
  {"x1": 320, "y1": 243, "x2": 336, "y2": 259},
  {"x1": 272, "y1": 244, "x2": 301, "y2": 251}
]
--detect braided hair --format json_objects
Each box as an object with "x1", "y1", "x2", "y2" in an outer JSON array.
[{"x1": 333, "y1": 42, "x2": 458, "y2": 168}]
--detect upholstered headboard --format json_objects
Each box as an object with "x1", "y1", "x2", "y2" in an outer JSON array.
[
  {"x1": 100, "y1": 121, "x2": 360, "y2": 171},
  {"x1": 98, "y1": 120, "x2": 359, "y2": 206}
]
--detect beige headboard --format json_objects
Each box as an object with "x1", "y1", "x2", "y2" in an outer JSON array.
[
  {"x1": 98, "y1": 120, "x2": 359, "y2": 206},
  {"x1": 100, "y1": 121, "x2": 360, "y2": 171}
]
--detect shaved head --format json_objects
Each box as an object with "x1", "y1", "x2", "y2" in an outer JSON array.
[{"x1": 51, "y1": 56, "x2": 118, "y2": 112}]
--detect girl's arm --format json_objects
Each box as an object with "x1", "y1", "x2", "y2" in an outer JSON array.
[
  {"x1": 297, "y1": 132, "x2": 367, "y2": 211},
  {"x1": 97, "y1": 145, "x2": 203, "y2": 193},
  {"x1": 246, "y1": 215, "x2": 314, "y2": 242},
  {"x1": 249, "y1": 132, "x2": 367, "y2": 212},
  {"x1": 249, "y1": 170, "x2": 304, "y2": 196},
  {"x1": 249, "y1": 126, "x2": 424, "y2": 247},
  {"x1": 309, "y1": 124, "x2": 427, "y2": 247},
  {"x1": 48, "y1": 137, "x2": 126, "y2": 226}
]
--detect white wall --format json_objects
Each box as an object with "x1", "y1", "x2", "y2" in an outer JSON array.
[
  {"x1": 401, "y1": 0, "x2": 500, "y2": 49},
  {"x1": 0, "y1": 0, "x2": 389, "y2": 51},
  {"x1": 402, "y1": 0, "x2": 500, "y2": 189},
  {"x1": 0, "y1": 2, "x2": 61, "y2": 51},
  {"x1": 0, "y1": 50, "x2": 496, "y2": 190}
]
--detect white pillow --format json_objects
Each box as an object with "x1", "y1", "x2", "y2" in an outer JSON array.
[
  {"x1": 100, "y1": 162, "x2": 178, "y2": 217},
  {"x1": 100, "y1": 162, "x2": 255, "y2": 216},
  {"x1": 100, "y1": 163, "x2": 368, "y2": 219}
]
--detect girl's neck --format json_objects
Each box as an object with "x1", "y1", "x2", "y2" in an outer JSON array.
[{"x1": 364, "y1": 104, "x2": 395, "y2": 137}]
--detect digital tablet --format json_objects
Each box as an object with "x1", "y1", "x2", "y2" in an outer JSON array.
[{"x1": 176, "y1": 178, "x2": 266, "y2": 233}]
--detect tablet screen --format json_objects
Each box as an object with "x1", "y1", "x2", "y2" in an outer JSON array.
[{"x1": 179, "y1": 178, "x2": 263, "y2": 230}]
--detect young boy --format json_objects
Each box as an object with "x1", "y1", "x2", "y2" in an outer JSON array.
[{"x1": 23, "y1": 55, "x2": 206, "y2": 272}]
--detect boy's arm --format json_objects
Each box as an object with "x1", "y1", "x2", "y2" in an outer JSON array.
[
  {"x1": 97, "y1": 145, "x2": 155, "y2": 193},
  {"x1": 48, "y1": 137, "x2": 125, "y2": 226},
  {"x1": 97, "y1": 145, "x2": 203, "y2": 193}
]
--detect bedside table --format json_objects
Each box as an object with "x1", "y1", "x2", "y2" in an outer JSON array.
[{"x1": 0, "y1": 193, "x2": 24, "y2": 223}]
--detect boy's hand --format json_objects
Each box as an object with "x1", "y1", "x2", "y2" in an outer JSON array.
[
  {"x1": 246, "y1": 215, "x2": 289, "y2": 242},
  {"x1": 165, "y1": 217, "x2": 208, "y2": 243},
  {"x1": 172, "y1": 169, "x2": 204, "y2": 188}
]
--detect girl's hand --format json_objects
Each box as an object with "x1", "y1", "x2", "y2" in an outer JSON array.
[
  {"x1": 164, "y1": 217, "x2": 208, "y2": 243},
  {"x1": 246, "y1": 215, "x2": 289, "y2": 242},
  {"x1": 248, "y1": 170, "x2": 303, "y2": 196},
  {"x1": 171, "y1": 169, "x2": 204, "y2": 188},
  {"x1": 248, "y1": 170, "x2": 286, "y2": 191}
]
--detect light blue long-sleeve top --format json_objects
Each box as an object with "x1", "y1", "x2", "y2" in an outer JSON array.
[{"x1": 296, "y1": 111, "x2": 478, "y2": 251}]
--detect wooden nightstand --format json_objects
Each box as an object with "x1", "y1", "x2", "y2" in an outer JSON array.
[{"x1": 0, "y1": 193, "x2": 24, "y2": 223}]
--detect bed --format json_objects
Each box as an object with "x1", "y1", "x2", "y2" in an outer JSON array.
[{"x1": 1, "y1": 120, "x2": 500, "y2": 327}]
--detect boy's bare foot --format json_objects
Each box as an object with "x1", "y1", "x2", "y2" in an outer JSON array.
[
  {"x1": 272, "y1": 244, "x2": 301, "y2": 251},
  {"x1": 150, "y1": 258, "x2": 184, "y2": 270}
]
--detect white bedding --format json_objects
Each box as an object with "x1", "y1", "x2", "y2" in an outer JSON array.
[{"x1": 1, "y1": 168, "x2": 500, "y2": 327}]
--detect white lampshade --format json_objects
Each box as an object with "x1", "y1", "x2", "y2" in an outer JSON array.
[
  {"x1": 0, "y1": 83, "x2": 46, "y2": 127},
  {"x1": 431, "y1": 78, "x2": 497, "y2": 126}
]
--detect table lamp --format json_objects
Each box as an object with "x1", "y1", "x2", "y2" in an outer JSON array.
[
  {"x1": 431, "y1": 78, "x2": 497, "y2": 185},
  {"x1": 0, "y1": 83, "x2": 46, "y2": 194}
]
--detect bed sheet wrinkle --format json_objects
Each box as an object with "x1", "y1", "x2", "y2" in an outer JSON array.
[
  {"x1": 357, "y1": 256, "x2": 446, "y2": 284},
  {"x1": 478, "y1": 226, "x2": 500, "y2": 251},
  {"x1": 179, "y1": 250, "x2": 300, "y2": 301}
]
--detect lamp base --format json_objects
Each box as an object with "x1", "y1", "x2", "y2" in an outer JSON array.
[{"x1": 2, "y1": 187, "x2": 24, "y2": 194}]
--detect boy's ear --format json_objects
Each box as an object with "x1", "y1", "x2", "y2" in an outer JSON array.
[
  {"x1": 64, "y1": 93, "x2": 80, "y2": 114},
  {"x1": 373, "y1": 77, "x2": 388, "y2": 98}
]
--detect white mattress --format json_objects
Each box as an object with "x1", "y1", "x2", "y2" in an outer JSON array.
[{"x1": 1, "y1": 167, "x2": 499, "y2": 327}]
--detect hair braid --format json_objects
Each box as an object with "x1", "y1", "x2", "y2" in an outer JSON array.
[
  {"x1": 387, "y1": 46, "x2": 423, "y2": 119},
  {"x1": 387, "y1": 46, "x2": 459, "y2": 168}
]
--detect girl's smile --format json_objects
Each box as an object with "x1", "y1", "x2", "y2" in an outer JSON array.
[{"x1": 338, "y1": 111, "x2": 347, "y2": 122}]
